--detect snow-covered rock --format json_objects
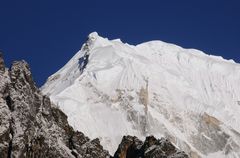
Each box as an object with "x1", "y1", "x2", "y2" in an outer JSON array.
[{"x1": 42, "y1": 32, "x2": 240, "y2": 157}]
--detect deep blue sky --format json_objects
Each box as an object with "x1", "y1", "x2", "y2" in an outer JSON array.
[{"x1": 0, "y1": 0, "x2": 240, "y2": 86}]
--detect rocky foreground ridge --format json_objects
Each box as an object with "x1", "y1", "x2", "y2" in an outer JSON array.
[
  {"x1": 0, "y1": 53, "x2": 188, "y2": 158},
  {"x1": 114, "y1": 136, "x2": 188, "y2": 158}
]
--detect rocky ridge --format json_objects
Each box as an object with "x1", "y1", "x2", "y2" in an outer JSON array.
[{"x1": 0, "y1": 53, "x2": 109, "y2": 158}]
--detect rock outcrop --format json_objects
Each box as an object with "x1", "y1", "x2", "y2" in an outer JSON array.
[
  {"x1": 0, "y1": 55, "x2": 110, "y2": 158},
  {"x1": 113, "y1": 135, "x2": 188, "y2": 158}
]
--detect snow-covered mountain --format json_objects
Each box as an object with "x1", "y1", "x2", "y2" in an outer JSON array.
[{"x1": 42, "y1": 32, "x2": 240, "y2": 158}]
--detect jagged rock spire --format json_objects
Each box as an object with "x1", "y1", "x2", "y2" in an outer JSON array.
[{"x1": 10, "y1": 60, "x2": 37, "y2": 91}]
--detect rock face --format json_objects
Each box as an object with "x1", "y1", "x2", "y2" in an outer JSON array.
[
  {"x1": 113, "y1": 135, "x2": 188, "y2": 158},
  {"x1": 0, "y1": 55, "x2": 110, "y2": 158}
]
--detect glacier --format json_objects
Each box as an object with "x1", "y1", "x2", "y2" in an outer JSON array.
[{"x1": 42, "y1": 32, "x2": 240, "y2": 158}]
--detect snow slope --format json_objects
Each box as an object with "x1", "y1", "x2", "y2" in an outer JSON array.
[{"x1": 42, "y1": 32, "x2": 240, "y2": 157}]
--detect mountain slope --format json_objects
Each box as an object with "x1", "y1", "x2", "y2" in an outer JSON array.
[{"x1": 42, "y1": 32, "x2": 240, "y2": 157}]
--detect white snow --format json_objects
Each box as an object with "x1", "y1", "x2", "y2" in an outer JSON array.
[{"x1": 42, "y1": 32, "x2": 240, "y2": 157}]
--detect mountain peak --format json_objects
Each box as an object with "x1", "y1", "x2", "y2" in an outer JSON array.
[
  {"x1": 82, "y1": 32, "x2": 108, "y2": 52},
  {"x1": 88, "y1": 31, "x2": 99, "y2": 40}
]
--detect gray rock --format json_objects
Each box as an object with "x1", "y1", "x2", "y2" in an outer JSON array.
[{"x1": 0, "y1": 55, "x2": 110, "y2": 158}]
